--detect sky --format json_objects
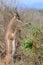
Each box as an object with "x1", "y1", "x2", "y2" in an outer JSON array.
[{"x1": 1, "y1": 0, "x2": 43, "y2": 9}]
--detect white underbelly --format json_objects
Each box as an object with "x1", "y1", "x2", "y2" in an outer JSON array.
[{"x1": 12, "y1": 38, "x2": 16, "y2": 55}]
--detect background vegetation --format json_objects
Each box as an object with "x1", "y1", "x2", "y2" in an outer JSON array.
[{"x1": 0, "y1": 1, "x2": 43, "y2": 65}]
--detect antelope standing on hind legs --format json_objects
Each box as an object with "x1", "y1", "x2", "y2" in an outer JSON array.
[
  {"x1": 4, "y1": 10, "x2": 29, "y2": 65},
  {"x1": 4, "y1": 14, "x2": 21, "y2": 65}
]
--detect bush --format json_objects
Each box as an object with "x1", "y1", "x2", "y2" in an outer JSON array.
[{"x1": 23, "y1": 37, "x2": 33, "y2": 49}]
